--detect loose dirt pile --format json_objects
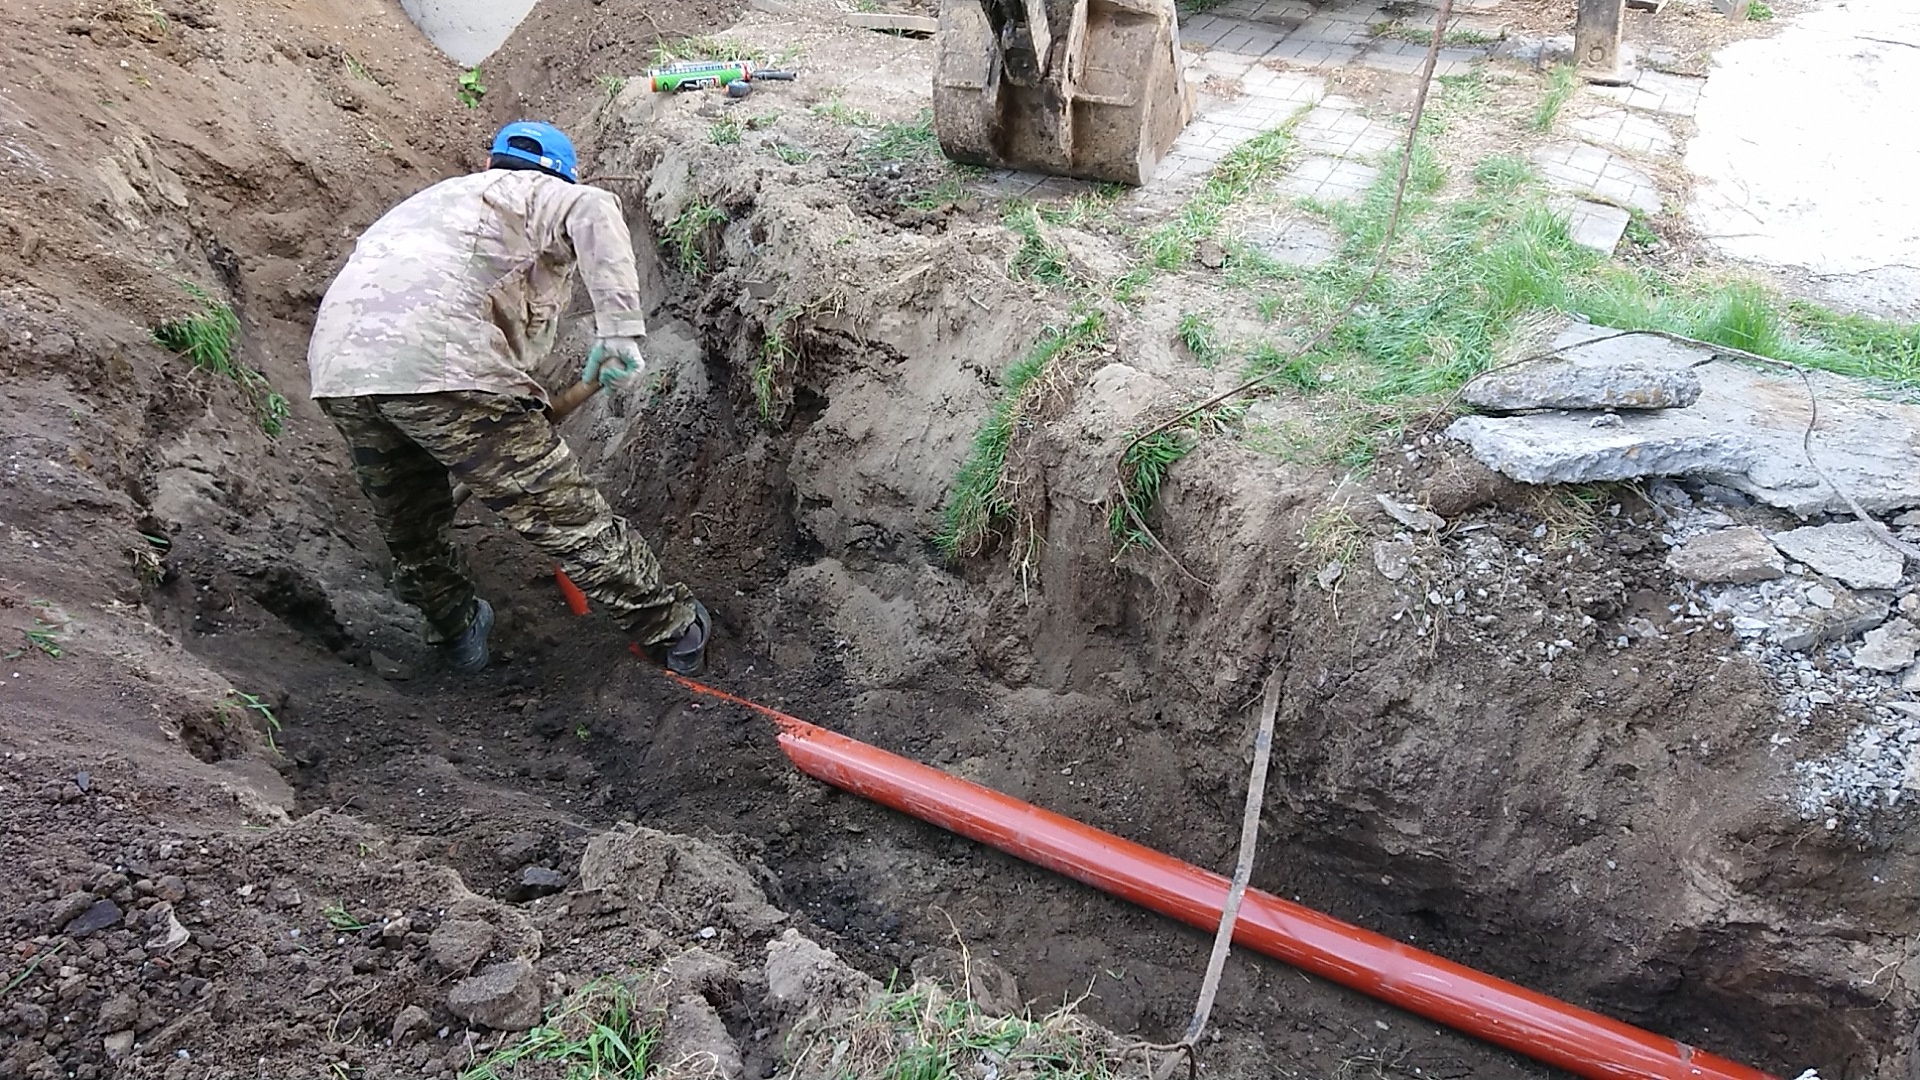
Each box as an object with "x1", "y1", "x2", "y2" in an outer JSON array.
[{"x1": 3, "y1": 0, "x2": 1917, "y2": 1078}]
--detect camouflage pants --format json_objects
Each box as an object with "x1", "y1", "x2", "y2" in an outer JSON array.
[{"x1": 318, "y1": 391, "x2": 696, "y2": 647}]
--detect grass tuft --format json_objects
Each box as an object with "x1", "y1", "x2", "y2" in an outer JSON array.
[
  {"x1": 1531, "y1": 64, "x2": 1578, "y2": 132},
  {"x1": 1141, "y1": 124, "x2": 1300, "y2": 270},
  {"x1": 709, "y1": 116, "x2": 744, "y2": 145},
  {"x1": 1108, "y1": 406, "x2": 1244, "y2": 551},
  {"x1": 938, "y1": 308, "x2": 1108, "y2": 559},
  {"x1": 1176, "y1": 311, "x2": 1222, "y2": 366},
  {"x1": 153, "y1": 282, "x2": 289, "y2": 437},
  {"x1": 219, "y1": 690, "x2": 281, "y2": 752},
  {"x1": 153, "y1": 282, "x2": 240, "y2": 374},
  {"x1": 786, "y1": 980, "x2": 1125, "y2": 1080},
  {"x1": 1004, "y1": 202, "x2": 1072, "y2": 285},
  {"x1": 753, "y1": 307, "x2": 803, "y2": 426},
  {"x1": 463, "y1": 980, "x2": 658, "y2": 1080},
  {"x1": 859, "y1": 109, "x2": 943, "y2": 164},
  {"x1": 664, "y1": 202, "x2": 728, "y2": 276},
  {"x1": 457, "y1": 66, "x2": 485, "y2": 108}
]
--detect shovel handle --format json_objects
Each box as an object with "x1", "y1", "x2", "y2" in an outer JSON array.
[{"x1": 451, "y1": 380, "x2": 603, "y2": 509}]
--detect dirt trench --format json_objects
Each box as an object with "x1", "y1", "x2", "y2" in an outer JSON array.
[{"x1": 3, "y1": 0, "x2": 1918, "y2": 1078}]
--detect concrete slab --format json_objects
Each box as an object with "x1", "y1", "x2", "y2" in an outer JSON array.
[
  {"x1": 1234, "y1": 213, "x2": 1341, "y2": 267},
  {"x1": 1531, "y1": 142, "x2": 1662, "y2": 214},
  {"x1": 1446, "y1": 324, "x2": 1920, "y2": 516},
  {"x1": 1292, "y1": 98, "x2": 1397, "y2": 158},
  {"x1": 1570, "y1": 108, "x2": 1676, "y2": 157},
  {"x1": 1685, "y1": 0, "x2": 1920, "y2": 320},
  {"x1": 1558, "y1": 198, "x2": 1631, "y2": 254},
  {"x1": 1592, "y1": 68, "x2": 1704, "y2": 117},
  {"x1": 399, "y1": 0, "x2": 537, "y2": 65},
  {"x1": 1280, "y1": 155, "x2": 1380, "y2": 202},
  {"x1": 1772, "y1": 522, "x2": 1908, "y2": 591}
]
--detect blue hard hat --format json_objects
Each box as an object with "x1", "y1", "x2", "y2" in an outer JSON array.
[{"x1": 489, "y1": 121, "x2": 578, "y2": 183}]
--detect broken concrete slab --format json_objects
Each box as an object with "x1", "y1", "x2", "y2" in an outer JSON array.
[
  {"x1": 1771, "y1": 591, "x2": 1890, "y2": 653},
  {"x1": 1772, "y1": 522, "x2": 1907, "y2": 591},
  {"x1": 1530, "y1": 142, "x2": 1663, "y2": 214},
  {"x1": 1376, "y1": 493, "x2": 1444, "y2": 532},
  {"x1": 1665, "y1": 527, "x2": 1783, "y2": 584},
  {"x1": 1236, "y1": 216, "x2": 1339, "y2": 268},
  {"x1": 1373, "y1": 538, "x2": 1413, "y2": 581},
  {"x1": 1855, "y1": 619, "x2": 1920, "y2": 673},
  {"x1": 1559, "y1": 199, "x2": 1632, "y2": 254},
  {"x1": 1465, "y1": 357, "x2": 1700, "y2": 413},
  {"x1": 1446, "y1": 323, "x2": 1920, "y2": 517}
]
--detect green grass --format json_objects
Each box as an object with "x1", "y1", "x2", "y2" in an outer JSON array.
[
  {"x1": 22, "y1": 621, "x2": 62, "y2": 659},
  {"x1": 1140, "y1": 124, "x2": 1300, "y2": 269},
  {"x1": 153, "y1": 282, "x2": 240, "y2": 374},
  {"x1": 1004, "y1": 202, "x2": 1072, "y2": 285},
  {"x1": 597, "y1": 73, "x2": 626, "y2": 101},
  {"x1": 651, "y1": 37, "x2": 802, "y2": 69},
  {"x1": 1748, "y1": 1, "x2": 1775, "y2": 19},
  {"x1": 153, "y1": 282, "x2": 289, "y2": 437},
  {"x1": 812, "y1": 94, "x2": 878, "y2": 127},
  {"x1": 1177, "y1": 311, "x2": 1222, "y2": 366},
  {"x1": 753, "y1": 308, "x2": 802, "y2": 425},
  {"x1": 709, "y1": 116, "x2": 745, "y2": 145},
  {"x1": 1236, "y1": 130, "x2": 1920, "y2": 465},
  {"x1": 860, "y1": 109, "x2": 942, "y2": 164},
  {"x1": 222, "y1": 690, "x2": 281, "y2": 752},
  {"x1": 664, "y1": 202, "x2": 728, "y2": 275},
  {"x1": 938, "y1": 308, "x2": 1108, "y2": 558},
  {"x1": 1109, "y1": 430, "x2": 1193, "y2": 551},
  {"x1": 785, "y1": 981, "x2": 1123, "y2": 1080},
  {"x1": 463, "y1": 980, "x2": 658, "y2": 1080},
  {"x1": 1531, "y1": 64, "x2": 1579, "y2": 131},
  {"x1": 457, "y1": 66, "x2": 485, "y2": 108},
  {"x1": 1370, "y1": 20, "x2": 1500, "y2": 46},
  {"x1": 322, "y1": 903, "x2": 368, "y2": 932},
  {"x1": 772, "y1": 142, "x2": 814, "y2": 165},
  {"x1": 1108, "y1": 405, "x2": 1244, "y2": 550}
]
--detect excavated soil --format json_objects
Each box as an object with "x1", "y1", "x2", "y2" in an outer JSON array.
[{"x1": 3, "y1": 1, "x2": 1917, "y2": 1079}]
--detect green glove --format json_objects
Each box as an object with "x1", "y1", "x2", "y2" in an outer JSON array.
[{"x1": 584, "y1": 336, "x2": 644, "y2": 387}]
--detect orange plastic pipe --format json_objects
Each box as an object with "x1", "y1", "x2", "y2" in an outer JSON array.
[{"x1": 665, "y1": 673, "x2": 1777, "y2": 1080}]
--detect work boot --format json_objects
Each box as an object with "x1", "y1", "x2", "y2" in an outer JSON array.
[
  {"x1": 665, "y1": 600, "x2": 710, "y2": 676},
  {"x1": 445, "y1": 598, "x2": 494, "y2": 674}
]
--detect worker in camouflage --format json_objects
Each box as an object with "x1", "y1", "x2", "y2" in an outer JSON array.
[{"x1": 307, "y1": 121, "x2": 710, "y2": 676}]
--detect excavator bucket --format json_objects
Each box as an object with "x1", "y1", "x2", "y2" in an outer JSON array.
[{"x1": 932, "y1": 0, "x2": 1195, "y2": 186}]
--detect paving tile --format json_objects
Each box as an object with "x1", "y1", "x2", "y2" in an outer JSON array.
[
  {"x1": 1180, "y1": 15, "x2": 1234, "y2": 47},
  {"x1": 1278, "y1": 39, "x2": 1363, "y2": 68},
  {"x1": 1530, "y1": 142, "x2": 1662, "y2": 214},
  {"x1": 1235, "y1": 212, "x2": 1342, "y2": 267},
  {"x1": 1556, "y1": 198, "x2": 1631, "y2": 254},
  {"x1": 1593, "y1": 68, "x2": 1704, "y2": 117},
  {"x1": 1279, "y1": 155, "x2": 1381, "y2": 202},
  {"x1": 1295, "y1": 16, "x2": 1373, "y2": 45},
  {"x1": 1245, "y1": 0, "x2": 1314, "y2": 18},
  {"x1": 1268, "y1": 70, "x2": 1328, "y2": 102},
  {"x1": 1356, "y1": 43, "x2": 1429, "y2": 75},
  {"x1": 1293, "y1": 99, "x2": 1396, "y2": 159}
]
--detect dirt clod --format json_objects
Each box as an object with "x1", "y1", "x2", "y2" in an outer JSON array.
[
  {"x1": 446, "y1": 959, "x2": 544, "y2": 1031},
  {"x1": 428, "y1": 919, "x2": 497, "y2": 974}
]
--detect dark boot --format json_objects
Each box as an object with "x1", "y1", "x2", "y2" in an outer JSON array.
[
  {"x1": 445, "y1": 598, "x2": 494, "y2": 674},
  {"x1": 665, "y1": 600, "x2": 710, "y2": 676}
]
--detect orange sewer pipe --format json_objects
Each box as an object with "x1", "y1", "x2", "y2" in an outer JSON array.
[{"x1": 664, "y1": 671, "x2": 1778, "y2": 1080}]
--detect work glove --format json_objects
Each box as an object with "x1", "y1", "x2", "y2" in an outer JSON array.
[{"x1": 584, "y1": 336, "x2": 645, "y2": 388}]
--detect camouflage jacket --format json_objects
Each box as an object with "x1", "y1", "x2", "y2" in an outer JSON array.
[{"x1": 307, "y1": 170, "x2": 648, "y2": 402}]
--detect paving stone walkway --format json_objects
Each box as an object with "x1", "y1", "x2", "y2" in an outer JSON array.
[{"x1": 979, "y1": 0, "x2": 1706, "y2": 262}]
